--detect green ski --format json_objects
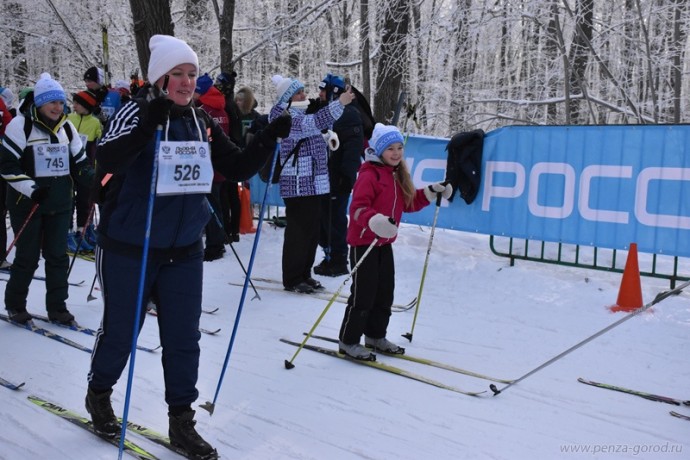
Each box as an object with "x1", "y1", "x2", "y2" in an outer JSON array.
[
  {"x1": 28, "y1": 395, "x2": 157, "y2": 459},
  {"x1": 281, "y1": 338, "x2": 485, "y2": 396},
  {"x1": 304, "y1": 333, "x2": 514, "y2": 383}
]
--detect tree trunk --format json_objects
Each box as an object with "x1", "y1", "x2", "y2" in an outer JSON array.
[
  {"x1": 360, "y1": 0, "x2": 371, "y2": 102},
  {"x1": 567, "y1": 0, "x2": 594, "y2": 124},
  {"x1": 374, "y1": 0, "x2": 409, "y2": 125},
  {"x1": 8, "y1": 2, "x2": 28, "y2": 87},
  {"x1": 129, "y1": 0, "x2": 174, "y2": 81},
  {"x1": 219, "y1": 0, "x2": 236, "y2": 75}
]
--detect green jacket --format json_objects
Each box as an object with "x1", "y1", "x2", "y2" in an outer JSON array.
[{"x1": 0, "y1": 106, "x2": 94, "y2": 214}]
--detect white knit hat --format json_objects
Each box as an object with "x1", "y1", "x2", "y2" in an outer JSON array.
[
  {"x1": 147, "y1": 35, "x2": 199, "y2": 85},
  {"x1": 368, "y1": 123, "x2": 404, "y2": 157},
  {"x1": 272, "y1": 74, "x2": 304, "y2": 105},
  {"x1": 0, "y1": 87, "x2": 15, "y2": 109},
  {"x1": 33, "y1": 72, "x2": 66, "y2": 107}
]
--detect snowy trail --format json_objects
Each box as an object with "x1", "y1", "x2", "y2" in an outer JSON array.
[{"x1": 0, "y1": 224, "x2": 689, "y2": 459}]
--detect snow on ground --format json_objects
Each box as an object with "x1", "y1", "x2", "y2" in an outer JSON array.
[{"x1": 0, "y1": 220, "x2": 689, "y2": 459}]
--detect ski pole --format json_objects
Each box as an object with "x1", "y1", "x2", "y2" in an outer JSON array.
[
  {"x1": 226, "y1": 242, "x2": 260, "y2": 300},
  {"x1": 87, "y1": 272, "x2": 98, "y2": 302},
  {"x1": 490, "y1": 278, "x2": 690, "y2": 397},
  {"x1": 284, "y1": 238, "x2": 378, "y2": 369},
  {"x1": 402, "y1": 192, "x2": 443, "y2": 342},
  {"x1": 201, "y1": 107, "x2": 290, "y2": 415},
  {"x1": 4, "y1": 202, "x2": 39, "y2": 260},
  {"x1": 67, "y1": 203, "x2": 96, "y2": 278},
  {"x1": 117, "y1": 77, "x2": 168, "y2": 459},
  {"x1": 204, "y1": 198, "x2": 260, "y2": 299}
]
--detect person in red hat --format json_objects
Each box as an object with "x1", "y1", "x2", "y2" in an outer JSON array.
[{"x1": 67, "y1": 90, "x2": 102, "y2": 250}]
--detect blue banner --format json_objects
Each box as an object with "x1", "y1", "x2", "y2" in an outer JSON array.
[{"x1": 249, "y1": 125, "x2": 690, "y2": 257}]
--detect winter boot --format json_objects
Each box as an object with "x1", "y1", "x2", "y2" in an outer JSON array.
[
  {"x1": 304, "y1": 277, "x2": 324, "y2": 290},
  {"x1": 284, "y1": 281, "x2": 314, "y2": 294},
  {"x1": 85, "y1": 387, "x2": 121, "y2": 438},
  {"x1": 75, "y1": 231, "x2": 95, "y2": 252},
  {"x1": 338, "y1": 341, "x2": 376, "y2": 361},
  {"x1": 365, "y1": 336, "x2": 405, "y2": 355},
  {"x1": 48, "y1": 309, "x2": 75, "y2": 325},
  {"x1": 7, "y1": 308, "x2": 32, "y2": 324},
  {"x1": 313, "y1": 257, "x2": 331, "y2": 275},
  {"x1": 169, "y1": 409, "x2": 218, "y2": 459},
  {"x1": 314, "y1": 254, "x2": 348, "y2": 277}
]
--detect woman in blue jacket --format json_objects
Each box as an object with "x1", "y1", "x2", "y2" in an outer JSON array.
[{"x1": 85, "y1": 35, "x2": 291, "y2": 459}]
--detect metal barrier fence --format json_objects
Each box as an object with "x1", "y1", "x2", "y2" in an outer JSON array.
[{"x1": 489, "y1": 236, "x2": 690, "y2": 289}]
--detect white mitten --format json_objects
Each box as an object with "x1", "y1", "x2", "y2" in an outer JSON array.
[
  {"x1": 368, "y1": 214, "x2": 398, "y2": 239},
  {"x1": 423, "y1": 182, "x2": 453, "y2": 202}
]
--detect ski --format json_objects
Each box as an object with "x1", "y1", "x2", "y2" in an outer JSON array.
[
  {"x1": 578, "y1": 378, "x2": 690, "y2": 406},
  {"x1": 231, "y1": 281, "x2": 417, "y2": 310},
  {"x1": 30, "y1": 314, "x2": 161, "y2": 353},
  {"x1": 66, "y1": 250, "x2": 96, "y2": 262},
  {"x1": 0, "y1": 275, "x2": 84, "y2": 287},
  {"x1": 251, "y1": 277, "x2": 348, "y2": 299},
  {"x1": 200, "y1": 327, "x2": 221, "y2": 335},
  {"x1": 0, "y1": 314, "x2": 92, "y2": 353},
  {"x1": 27, "y1": 395, "x2": 158, "y2": 460},
  {"x1": 670, "y1": 411, "x2": 690, "y2": 421},
  {"x1": 229, "y1": 281, "x2": 346, "y2": 303},
  {"x1": 281, "y1": 338, "x2": 485, "y2": 396},
  {"x1": 304, "y1": 333, "x2": 514, "y2": 383},
  {"x1": 203, "y1": 307, "x2": 219, "y2": 314},
  {"x1": 0, "y1": 376, "x2": 25, "y2": 390},
  {"x1": 122, "y1": 419, "x2": 206, "y2": 459}
]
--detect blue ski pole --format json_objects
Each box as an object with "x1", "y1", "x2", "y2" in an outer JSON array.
[
  {"x1": 118, "y1": 77, "x2": 168, "y2": 459},
  {"x1": 201, "y1": 108, "x2": 289, "y2": 415}
]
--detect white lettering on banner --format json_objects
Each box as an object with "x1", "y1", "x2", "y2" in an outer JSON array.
[
  {"x1": 636, "y1": 167, "x2": 690, "y2": 229},
  {"x1": 528, "y1": 162, "x2": 575, "y2": 218},
  {"x1": 410, "y1": 158, "x2": 450, "y2": 205},
  {"x1": 483, "y1": 161, "x2": 690, "y2": 230},
  {"x1": 482, "y1": 161, "x2": 526, "y2": 211},
  {"x1": 579, "y1": 165, "x2": 632, "y2": 224}
]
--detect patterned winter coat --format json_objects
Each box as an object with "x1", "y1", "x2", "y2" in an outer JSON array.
[
  {"x1": 346, "y1": 159, "x2": 430, "y2": 247},
  {"x1": 269, "y1": 99, "x2": 344, "y2": 198}
]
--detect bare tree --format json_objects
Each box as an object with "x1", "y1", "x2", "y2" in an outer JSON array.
[
  {"x1": 215, "y1": 0, "x2": 236, "y2": 75},
  {"x1": 374, "y1": 0, "x2": 410, "y2": 124},
  {"x1": 129, "y1": 0, "x2": 174, "y2": 81},
  {"x1": 360, "y1": 0, "x2": 371, "y2": 101}
]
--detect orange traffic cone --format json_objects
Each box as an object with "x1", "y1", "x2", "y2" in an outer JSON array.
[
  {"x1": 608, "y1": 243, "x2": 643, "y2": 313},
  {"x1": 238, "y1": 184, "x2": 256, "y2": 234}
]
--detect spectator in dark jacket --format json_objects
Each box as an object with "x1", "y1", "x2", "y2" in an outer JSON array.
[{"x1": 314, "y1": 74, "x2": 364, "y2": 277}]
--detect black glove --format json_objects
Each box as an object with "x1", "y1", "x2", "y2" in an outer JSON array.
[
  {"x1": 262, "y1": 114, "x2": 293, "y2": 141},
  {"x1": 30, "y1": 185, "x2": 50, "y2": 204},
  {"x1": 144, "y1": 97, "x2": 173, "y2": 131}
]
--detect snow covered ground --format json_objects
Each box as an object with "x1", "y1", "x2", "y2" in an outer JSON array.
[{"x1": 0, "y1": 218, "x2": 689, "y2": 460}]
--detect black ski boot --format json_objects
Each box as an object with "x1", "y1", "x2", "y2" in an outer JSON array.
[
  {"x1": 169, "y1": 409, "x2": 218, "y2": 459},
  {"x1": 48, "y1": 309, "x2": 75, "y2": 325},
  {"x1": 314, "y1": 254, "x2": 348, "y2": 277},
  {"x1": 7, "y1": 308, "x2": 32, "y2": 324},
  {"x1": 85, "y1": 387, "x2": 121, "y2": 438}
]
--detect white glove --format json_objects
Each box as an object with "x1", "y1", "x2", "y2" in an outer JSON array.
[
  {"x1": 423, "y1": 182, "x2": 453, "y2": 202},
  {"x1": 368, "y1": 214, "x2": 398, "y2": 239},
  {"x1": 323, "y1": 130, "x2": 339, "y2": 151}
]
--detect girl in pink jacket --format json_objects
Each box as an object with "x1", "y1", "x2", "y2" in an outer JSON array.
[{"x1": 338, "y1": 123, "x2": 452, "y2": 360}]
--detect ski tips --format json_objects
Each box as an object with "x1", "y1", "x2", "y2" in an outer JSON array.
[
  {"x1": 284, "y1": 360, "x2": 295, "y2": 370},
  {"x1": 489, "y1": 384, "x2": 501, "y2": 396},
  {"x1": 199, "y1": 401, "x2": 215, "y2": 415},
  {"x1": 401, "y1": 332, "x2": 412, "y2": 343}
]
